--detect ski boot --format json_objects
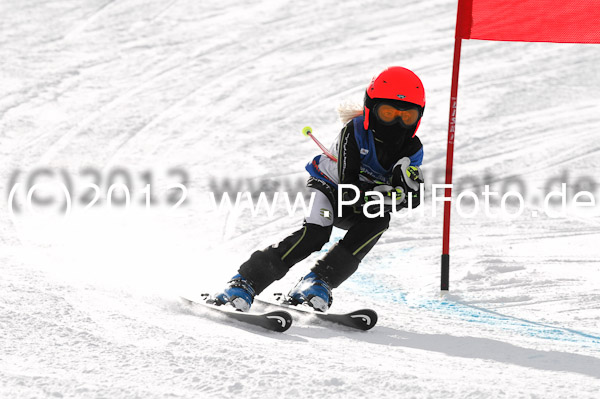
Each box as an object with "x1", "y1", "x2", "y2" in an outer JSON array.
[
  {"x1": 214, "y1": 274, "x2": 256, "y2": 312},
  {"x1": 288, "y1": 271, "x2": 333, "y2": 312}
]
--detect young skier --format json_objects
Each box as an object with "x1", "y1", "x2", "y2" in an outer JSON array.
[{"x1": 215, "y1": 66, "x2": 425, "y2": 312}]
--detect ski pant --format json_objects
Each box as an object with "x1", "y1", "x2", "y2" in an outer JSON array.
[{"x1": 237, "y1": 178, "x2": 389, "y2": 294}]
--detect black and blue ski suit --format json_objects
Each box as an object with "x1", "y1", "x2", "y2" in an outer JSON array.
[{"x1": 237, "y1": 115, "x2": 424, "y2": 294}]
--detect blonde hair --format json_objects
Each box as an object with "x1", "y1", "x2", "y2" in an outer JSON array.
[{"x1": 336, "y1": 100, "x2": 363, "y2": 125}]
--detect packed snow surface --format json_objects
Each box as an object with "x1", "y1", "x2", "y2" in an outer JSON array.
[{"x1": 1, "y1": 0, "x2": 599, "y2": 398}]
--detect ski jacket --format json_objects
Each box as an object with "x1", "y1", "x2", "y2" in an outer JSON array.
[{"x1": 306, "y1": 115, "x2": 423, "y2": 194}]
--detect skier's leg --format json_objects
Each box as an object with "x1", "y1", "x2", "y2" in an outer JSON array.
[
  {"x1": 315, "y1": 212, "x2": 390, "y2": 286},
  {"x1": 289, "y1": 212, "x2": 390, "y2": 311},
  {"x1": 216, "y1": 189, "x2": 334, "y2": 310},
  {"x1": 237, "y1": 222, "x2": 332, "y2": 293}
]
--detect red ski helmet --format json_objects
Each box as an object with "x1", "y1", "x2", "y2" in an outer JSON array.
[{"x1": 364, "y1": 66, "x2": 425, "y2": 137}]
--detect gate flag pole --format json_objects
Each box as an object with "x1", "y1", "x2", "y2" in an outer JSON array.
[
  {"x1": 442, "y1": 0, "x2": 469, "y2": 291},
  {"x1": 440, "y1": 0, "x2": 600, "y2": 291},
  {"x1": 441, "y1": 36, "x2": 462, "y2": 291}
]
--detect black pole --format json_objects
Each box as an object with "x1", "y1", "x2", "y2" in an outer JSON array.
[{"x1": 441, "y1": 254, "x2": 450, "y2": 291}]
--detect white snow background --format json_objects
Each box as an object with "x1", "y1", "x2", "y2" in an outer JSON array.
[{"x1": 1, "y1": 0, "x2": 600, "y2": 398}]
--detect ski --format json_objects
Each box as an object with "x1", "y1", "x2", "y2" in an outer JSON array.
[
  {"x1": 180, "y1": 296, "x2": 293, "y2": 333},
  {"x1": 255, "y1": 296, "x2": 378, "y2": 331}
]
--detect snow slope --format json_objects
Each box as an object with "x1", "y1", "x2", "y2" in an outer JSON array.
[{"x1": 1, "y1": 0, "x2": 599, "y2": 398}]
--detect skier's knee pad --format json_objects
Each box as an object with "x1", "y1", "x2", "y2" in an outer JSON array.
[{"x1": 311, "y1": 243, "x2": 360, "y2": 288}]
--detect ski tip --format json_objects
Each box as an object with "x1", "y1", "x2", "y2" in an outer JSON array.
[
  {"x1": 264, "y1": 310, "x2": 293, "y2": 332},
  {"x1": 181, "y1": 296, "x2": 293, "y2": 333},
  {"x1": 347, "y1": 309, "x2": 378, "y2": 330}
]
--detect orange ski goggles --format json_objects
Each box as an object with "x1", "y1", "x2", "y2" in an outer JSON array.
[{"x1": 374, "y1": 103, "x2": 421, "y2": 127}]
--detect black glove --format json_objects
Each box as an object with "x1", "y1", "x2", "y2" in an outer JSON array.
[
  {"x1": 340, "y1": 181, "x2": 377, "y2": 213},
  {"x1": 365, "y1": 184, "x2": 407, "y2": 213},
  {"x1": 392, "y1": 157, "x2": 424, "y2": 209}
]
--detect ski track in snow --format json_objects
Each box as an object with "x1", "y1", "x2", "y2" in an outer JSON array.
[{"x1": 1, "y1": 0, "x2": 600, "y2": 398}]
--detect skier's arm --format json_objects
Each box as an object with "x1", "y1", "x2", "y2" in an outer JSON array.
[
  {"x1": 337, "y1": 122, "x2": 373, "y2": 206},
  {"x1": 392, "y1": 146, "x2": 425, "y2": 209},
  {"x1": 408, "y1": 146, "x2": 423, "y2": 167}
]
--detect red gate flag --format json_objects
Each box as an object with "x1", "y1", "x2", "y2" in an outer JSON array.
[
  {"x1": 456, "y1": 0, "x2": 600, "y2": 43},
  {"x1": 442, "y1": 0, "x2": 600, "y2": 291}
]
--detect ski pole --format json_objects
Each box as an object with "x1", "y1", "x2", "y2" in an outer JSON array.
[
  {"x1": 302, "y1": 126, "x2": 338, "y2": 162},
  {"x1": 303, "y1": 126, "x2": 386, "y2": 186}
]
